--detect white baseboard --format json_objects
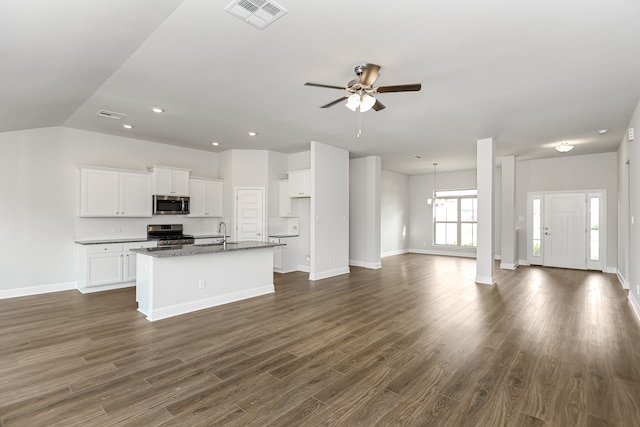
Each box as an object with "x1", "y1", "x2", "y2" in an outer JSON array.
[
  {"x1": 629, "y1": 291, "x2": 640, "y2": 321},
  {"x1": 381, "y1": 249, "x2": 409, "y2": 258},
  {"x1": 499, "y1": 262, "x2": 519, "y2": 270},
  {"x1": 297, "y1": 264, "x2": 310, "y2": 273},
  {"x1": 603, "y1": 266, "x2": 617, "y2": 274},
  {"x1": 475, "y1": 275, "x2": 496, "y2": 285},
  {"x1": 616, "y1": 269, "x2": 630, "y2": 289},
  {"x1": 349, "y1": 260, "x2": 382, "y2": 269},
  {"x1": 143, "y1": 285, "x2": 274, "y2": 322},
  {"x1": 519, "y1": 259, "x2": 531, "y2": 266},
  {"x1": 409, "y1": 248, "x2": 476, "y2": 259},
  {"x1": 309, "y1": 267, "x2": 350, "y2": 281},
  {"x1": 0, "y1": 281, "x2": 77, "y2": 299},
  {"x1": 77, "y1": 282, "x2": 135, "y2": 294}
]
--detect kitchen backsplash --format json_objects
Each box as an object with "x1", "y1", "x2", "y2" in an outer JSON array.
[{"x1": 74, "y1": 216, "x2": 228, "y2": 241}]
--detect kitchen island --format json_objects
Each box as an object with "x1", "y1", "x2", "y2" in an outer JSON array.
[{"x1": 131, "y1": 241, "x2": 283, "y2": 321}]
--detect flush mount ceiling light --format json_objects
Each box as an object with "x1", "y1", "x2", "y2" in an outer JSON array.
[
  {"x1": 151, "y1": 107, "x2": 164, "y2": 113},
  {"x1": 598, "y1": 129, "x2": 608, "y2": 134},
  {"x1": 555, "y1": 142, "x2": 574, "y2": 153},
  {"x1": 212, "y1": 141, "x2": 220, "y2": 146},
  {"x1": 122, "y1": 124, "x2": 134, "y2": 129},
  {"x1": 248, "y1": 131, "x2": 257, "y2": 136}
]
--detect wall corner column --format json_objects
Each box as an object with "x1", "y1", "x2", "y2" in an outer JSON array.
[
  {"x1": 476, "y1": 138, "x2": 496, "y2": 285},
  {"x1": 500, "y1": 155, "x2": 518, "y2": 270}
]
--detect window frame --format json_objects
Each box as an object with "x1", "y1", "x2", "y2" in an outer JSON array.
[{"x1": 433, "y1": 189, "x2": 478, "y2": 248}]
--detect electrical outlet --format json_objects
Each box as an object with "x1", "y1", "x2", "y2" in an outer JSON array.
[
  {"x1": 305, "y1": 255, "x2": 310, "y2": 262},
  {"x1": 199, "y1": 279, "x2": 206, "y2": 289}
]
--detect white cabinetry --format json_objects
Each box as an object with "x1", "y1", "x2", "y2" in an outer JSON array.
[
  {"x1": 188, "y1": 178, "x2": 223, "y2": 217},
  {"x1": 150, "y1": 166, "x2": 190, "y2": 196},
  {"x1": 269, "y1": 236, "x2": 298, "y2": 273},
  {"x1": 77, "y1": 241, "x2": 156, "y2": 293},
  {"x1": 80, "y1": 167, "x2": 152, "y2": 217},
  {"x1": 279, "y1": 180, "x2": 291, "y2": 217},
  {"x1": 288, "y1": 169, "x2": 311, "y2": 197}
]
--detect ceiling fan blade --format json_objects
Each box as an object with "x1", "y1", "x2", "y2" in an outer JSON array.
[
  {"x1": 320, "y1": 96, "x2": 348, "y2": 108},
  {"x1": 305, "y1": 82, "x2": 347, "y2": 90},
  {"x1": 360, "y1": 64, "x2": 381, "y2": 87},
  {"x1": 372, "y1": 100, "x2": 386, "y2": 111},
  {"x1": 376, "y1": 83, "x2": 422, "y2": 93}
]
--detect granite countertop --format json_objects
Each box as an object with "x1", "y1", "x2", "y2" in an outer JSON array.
[
  {"x1": 192, "y1": 234, "x2": 227, "y2": 239},
  {"x1": 268, "y1": 234, "x2": 300, "y2": 238},
  {"x1": 75, "y1": 238, "x2": 152, "y2": 245},
  {"x1": 130, "y1": 240, "x2": 284, "y2": 258}
]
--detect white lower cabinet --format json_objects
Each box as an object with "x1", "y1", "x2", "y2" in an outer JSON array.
[
  {"x1": 77, "y1": 241, "x2": 156, "y2": 293},
  {"x1": 269, "y1": 236, "x2": 298, "y2": 273}
]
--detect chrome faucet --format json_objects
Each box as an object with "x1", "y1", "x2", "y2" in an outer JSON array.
[{"x1": 218, "y1": 221, "x2": 227, "y2": 249}]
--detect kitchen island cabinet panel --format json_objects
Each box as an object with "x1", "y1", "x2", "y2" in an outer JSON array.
[{"x1": 134, "y1": 242, "x2": 280, "y2": 321}]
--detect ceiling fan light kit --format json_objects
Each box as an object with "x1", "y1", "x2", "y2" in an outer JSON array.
[
  {"x1": 304, "y1": 63, "x2": 422, "y2": 113},
  {"x1": 555, "y1": 142, "x2": 574, "y2": 153},
  {"x1": 305, "y1": 63, "x2": 421, "y2": 136}
]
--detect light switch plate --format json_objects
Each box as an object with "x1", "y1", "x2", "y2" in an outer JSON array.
[{"x1": 629, "y1": 127, "x2": 635, "y2": 141}]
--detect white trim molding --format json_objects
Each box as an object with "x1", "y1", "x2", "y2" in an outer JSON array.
[
  {"x1": 309, "y1": 267, "x2": 350, "y2": 281},
  {"x1": 381, "y1": 249, "x2": 409, "y2": 258},
  {"x1": 616, "y1": 269, "x2": 631, "y2": 289},
  {"x1": 409, "y1": 248, "x2": 476, "y2": 258},
  {"x1": 629, "y1": 291, "x2": 640, "y2": 321},
  {"x1": 349, "y1": 260, "x2": 382, "y2": 269},
  {"x1": 0, "y1": 281, "x2": 77, "y2": 299},
  {"x1": 500, "y1": 262, "x2": 519, "y2": 270}
]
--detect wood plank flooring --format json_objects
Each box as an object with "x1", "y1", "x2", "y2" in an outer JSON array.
[{"x1": 1, "y1": 254, "x2": 640, "y2": 426}]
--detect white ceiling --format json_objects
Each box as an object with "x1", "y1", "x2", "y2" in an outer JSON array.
[{"x1": 2, "y1": 0, "x2": 640, "y2": 174}]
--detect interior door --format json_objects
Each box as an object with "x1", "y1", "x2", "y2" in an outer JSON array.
[
  {"x1": 236, "y1": 188, "x2": 265, "y2": 241},
  {"x1": 543, "y1": 193, "x2": 586, "y2": 269}
]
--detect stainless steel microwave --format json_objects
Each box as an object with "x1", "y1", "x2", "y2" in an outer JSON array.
[{"x1": 153, "y1": 195, "x2": 190, "y2": 215}]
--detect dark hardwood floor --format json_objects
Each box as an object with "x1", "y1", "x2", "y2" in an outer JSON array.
[{"x1": 1, "y1": 254, "x2": 639, "y2": 426}]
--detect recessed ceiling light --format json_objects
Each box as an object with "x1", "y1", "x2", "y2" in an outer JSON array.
[
  {"x1": 212, "y1": 142, "x2": 219, "y2": 146},
  {"x1": 248, "y1": 131, "x2": 257, "y2": 136},
  {"x1": 152, "y1": 107, "x2": 164, "y2": 113},
  {"x1": 598, "y1": 129, "x2": 608, "y2": 134},
  {"x1": 122, "y1": 124, "x2": 133, "y2": 129}
]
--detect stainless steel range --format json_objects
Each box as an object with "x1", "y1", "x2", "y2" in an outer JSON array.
[{"x1": 147, "y1": 224, "x2": 194, "y2": 247}]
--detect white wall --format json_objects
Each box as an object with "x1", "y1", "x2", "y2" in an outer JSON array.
[
  {"x1": 1, "y1": 127, "x2": 218, "y2": 296},
  {"x1": 310, "y1": 142, "x2": 349, "y2": 280},
  {"x1": 618, "y1": 98, "x2": 640, "y2": 315},
  {"x1": 349, "y1": 157, "x2": 381, "y2": 268},
  {"x1": 515, "y1": 152, "x2": 618, "y2": 270},
  {"x1": 381, "y1": 170, "x2": 409, "y2": 257},
  {"x1": 288, "y1": 150, "x2": 311, "y2": 270}
]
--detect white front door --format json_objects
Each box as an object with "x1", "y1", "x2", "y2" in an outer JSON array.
[
  {"x1": 543, "y1": 193, "x2": 586, "y2": 269},
  {"x1": 235, "y1": 188, "x2": 265, "y2": 241}
]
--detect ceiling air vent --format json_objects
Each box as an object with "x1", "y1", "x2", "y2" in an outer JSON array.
[
  {"x1": 96, "y1": 110, "x2": 127, "y2": 120},
  {"x1": 225, "y1": 0, "x2": 287, "y2": 30}
]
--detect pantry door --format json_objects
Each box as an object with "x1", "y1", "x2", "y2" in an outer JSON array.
[{"x1": 235, "y1": 188, "x2": 265, "y2": 242}]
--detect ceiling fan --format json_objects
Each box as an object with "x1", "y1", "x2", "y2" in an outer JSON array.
[{"x1": 304, "y1": 63, "x2": 422, "y2": 113}]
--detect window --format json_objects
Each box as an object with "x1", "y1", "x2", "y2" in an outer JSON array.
[
  {"x1": 532, "y1": 198, "x2": 541, "y2": 257},
  {"x1": 434, "y1": 189, "x2": 477, "y2": 247},
  {"x1": 589, "y1": 197, "x2": 600, "y2": 261}
]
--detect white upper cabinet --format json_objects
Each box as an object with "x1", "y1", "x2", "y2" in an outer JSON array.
[
  {"x1": 187, "y1": 178, "x2": 223, "y2": 217},
  {"x1": 279, "y1": 180, "x2": 291, "y2": 217},
  {"x1": 150, "y1": 166, "x2": 190, "y2": 196},
  {"x1": 80, "y1": 167, "x2": 152, "y2": 217},
  {"x1": 288, "y1": 169, "x2": 311, "y2": 198}
]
